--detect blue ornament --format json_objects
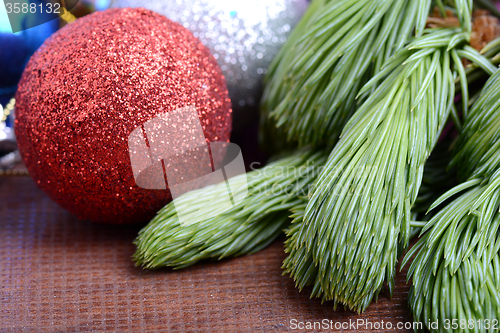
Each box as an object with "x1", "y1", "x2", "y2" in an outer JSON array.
[{"x1": 0, "y1": 0, "x2": 59, "y2": 101}]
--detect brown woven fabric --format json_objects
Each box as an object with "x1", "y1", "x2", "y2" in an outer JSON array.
[{"x1": 0, "y1": 176, "x2": 413, "y2": 332}]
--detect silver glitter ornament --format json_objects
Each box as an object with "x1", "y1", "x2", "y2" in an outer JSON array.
[{"x1": 110, "y1": 0, "x2": 308, "y2": 129}]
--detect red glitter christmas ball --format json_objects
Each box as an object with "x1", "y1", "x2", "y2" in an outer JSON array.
[{"x1": 15, "y1": 8, "x2": 232, "y2": 224}]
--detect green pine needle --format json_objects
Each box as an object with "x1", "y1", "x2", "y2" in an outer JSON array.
[{"x1": 133, "y1": 149, "x2": 327, "y2": 269}]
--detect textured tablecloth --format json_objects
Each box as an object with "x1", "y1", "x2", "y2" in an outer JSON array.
[{"x1": 0, "y1": 176, "x2": 413, "y2": 332}]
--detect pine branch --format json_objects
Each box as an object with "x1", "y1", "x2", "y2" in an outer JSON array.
[
  {"x1": 282, "y1": 140, "x2": 456, "y2": 309},
  {"x1": 404, "y1": 177, "x2": 500, "y2": 330},
  {"x1": 283, "y1": 28, "x2": 462, "y2": 313},
  {"x1": 133, "y1": 149, "x2": 327, "y2": 269},
  {"x1": 261, "y1": 0, "x2": 431, "y2": 149},
  {"x1": 404, "y1": 68, "x2": 500, "y2": 331}
]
